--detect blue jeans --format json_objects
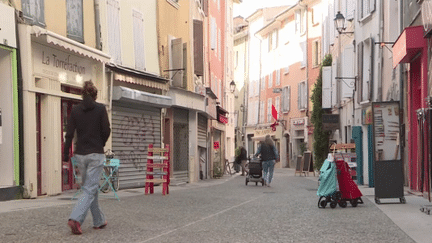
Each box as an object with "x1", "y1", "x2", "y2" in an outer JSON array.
[
  {"x1": 262, "y1": 160, "x2": 276, "y2": 184},
  {"x1": 69, "y1": 153, "x2": 106, "y2": 227}
]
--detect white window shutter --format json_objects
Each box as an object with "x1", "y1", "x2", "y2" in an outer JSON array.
[
  {"x1": 133, "y1": 10, "x2": 145, "y2": 70},
  {"x1": 369, "y1": 0, "x2": 375, "y2": 13},
  {"x1": 303, "y1": 82, "x2": 308, "y2": 109},
  {"x1": 331, "y1": 62, "x2": 337, "y2": 107},
  {"x1": 341, "y1": 45, "x2": 355, "y2": 98},
  {"x1": 107, "y1": 0, "x2": 122, "y2": 64},
  {"x1": 301, "y1": 42, "x2": 306, "y2": 67},
  {"x1": 347, "y1": 0, "x2": 355, "y2": 20},
  {"x1": 322, "y1": 67, "x2": 332, "y2": 109},
  {"x1": 329, "y1": 3, "x2": 335, "y2": 45},
  {"x1": 341, "y1": 0, "x2": 347, "y2": 19},
  {"x1": 171, "y1": 38, "x2": 183, "y2": 87}
]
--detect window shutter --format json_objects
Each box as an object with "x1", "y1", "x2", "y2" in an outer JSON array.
[
  {"x1": 369, "y1": 38, "x2": 374, "y2": 101},
  {"x1": 193, "y1": 20, "x2": 204, "y2": 76},
  {"x1": 301, "y1": 42, "x2": 306, "y2": 67},
  {"x1": 133, "y1": 10, "x2": 146, "y2": 71},
  {"x1": 67, "y1": 0, "x2": 83, "y2": 43},
  {"x1": 331, "y1": 62, "x2": 337, "y2": 107},
  {"x1": 357, "y1": 42, "x2": 363, "y2": 103},
  {"x1": 302, "y1": 82, "x2": 307, "y2": 109},
  {"x1": 211, "y1": 17, "x2": 216, "y2": 50},
  {"x1": 218, "y1": 29, "x2": 221, "y2": 59},
  {"x1": 295, "y1": 10, "x2": 300, "y2": 33},
  {"x1": 341, "y1": 0, "x2": 347, "y2": 19},
  {"x1": 346, "y1": 0, "x2": 355, "y2": 20},
  {"x1": 276, "y1": 69, "x2": 280, "y2": 85},
  {"x1": 369, "y1": 0, "x2": 375, "y2": 13},
  {"x1": 107, "y1": 0, "x2": 122, "y2": 64},
  {"x1": 171, "y1": 38, "x2": 183, "y2": 87},
  {"x1": 329, "y1": 2, "x2": 335, "y2": 44},
  {"x1": 341, "y1": 45, "x2": 355, "y2": 98},
  {"x1": 298, "y1": 83, "x2": 301, "y2": 110},
  {"x1": 287, "y1": 86, "x2": 291, "y2": 111},
  {"x1": 322, "y1": 67, "x2": 332, "y2": 109},
  {"x1": 203, "y1": 0, "x2": 208, "y2": 16}
]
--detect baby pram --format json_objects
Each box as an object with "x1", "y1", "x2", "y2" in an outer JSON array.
[
  {"x1": 246, "y1": 157, "x2": 265, "y2": 186},
  {"x1": 317, "y1": 157, "x2": 363, "y2": 208}
]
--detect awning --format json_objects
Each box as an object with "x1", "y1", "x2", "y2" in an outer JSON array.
[
  {"x1": 392, "y1": 26, "x2": 427, "y2": 68},
  {"x1": 31, "y1": 26, "x2": 111, "y2": 63},
  {"x1": 112, "y1": 86, "x2": 172, "y2": 108},
  {"x1": 107, "y1": 63, "x2": 170, "y2": 91}
]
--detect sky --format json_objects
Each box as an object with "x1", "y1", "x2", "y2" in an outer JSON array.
[{"x1": 233, "y1": 0, "x2": 297, "y2": 19}]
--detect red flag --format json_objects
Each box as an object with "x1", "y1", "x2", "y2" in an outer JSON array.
[{"x1": 272, "y1": 104, "x2": 278, "y2": 121}]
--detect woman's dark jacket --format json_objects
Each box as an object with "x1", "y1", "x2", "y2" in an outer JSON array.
[
  {"x1": 63, "y1": 97, "x2": 111, "y2": 161},
  {"x1": 256, "y1": 143, "x2": 278, "y2": 161}
]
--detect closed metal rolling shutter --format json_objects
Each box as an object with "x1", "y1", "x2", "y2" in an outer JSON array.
[
  {"x1": 198, "y1": 114, "x2": 207, "y2": 148},
  {"x1": 112, "y1": 103, "x2": 161, "y2": 189}
]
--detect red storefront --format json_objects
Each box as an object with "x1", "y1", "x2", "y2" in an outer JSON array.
[{"x1": 393, "y1": 26, "x2": 429, "y2": 194}]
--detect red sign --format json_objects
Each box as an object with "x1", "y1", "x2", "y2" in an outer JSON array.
[
  {"x1": 218, "y1": 114, "x2": 228, "y2": 124},
  {"x1": 272, "y1": 105, "x2": 278, "y2": 121},
  {"x1": 213, "y1": 141, "x2": 220, "y2": 149}
]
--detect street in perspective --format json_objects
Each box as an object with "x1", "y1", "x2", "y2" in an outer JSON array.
[
  {"x1": 1, "y1": 0, "x2": 432, "y2": 242},
  {"x1": 0, "y1": 169, "x2": 430, "y2": 242}
]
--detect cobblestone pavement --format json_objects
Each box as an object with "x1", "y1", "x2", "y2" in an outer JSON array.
[{"x1": 0, "y1": 169, "x2": 420, "y2": 242}]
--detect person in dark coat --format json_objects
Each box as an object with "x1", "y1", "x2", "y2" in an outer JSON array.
[
  {"x1": 254, "y1": 135, "x2": 279, "y2": 187},
  {"x1": 238, "y1": 146, "x2": 248, "y2": 176},
  {"x1": 63, "y1": 81, "x2": 111, "y2": 235}
]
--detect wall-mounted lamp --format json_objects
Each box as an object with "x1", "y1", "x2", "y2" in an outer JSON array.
[
  {"x1": 230, "y1": 80, "x2": 236, "y2": 93},
  {"x1": 334, "y1": 11, "x2": 354, "y2": 34},
  {"x1": 240, "y1": 104, "x2": 244, "y2": 112}
]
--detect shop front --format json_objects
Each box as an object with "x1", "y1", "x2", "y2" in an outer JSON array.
[
  {"x1": 18, "y1": 25, "x2": 110, "y2": 198},
  {"x1": 393, "y1": 25, "x2": 428, "y2": 193},
  {"x1": 290, "y1": 117, "x2": 308, "y2": 164},
  {"x1": 0, "y1": 3, "x2": 20, "y2": 201}
]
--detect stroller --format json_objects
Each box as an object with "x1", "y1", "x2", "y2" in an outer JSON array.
[
  {"x1": 317, "y1": 156, "x2": 363, "y2": 208},
  {"x1": 245, "y1": 157, "x2": 265, "y2": 186}
]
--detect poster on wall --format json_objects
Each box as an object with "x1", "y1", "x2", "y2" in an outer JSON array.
[{"x1": 372, "y1": 102, "x2": 401, "y2": 161}]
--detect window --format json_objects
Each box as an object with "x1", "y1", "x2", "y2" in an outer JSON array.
[
  {"x1": 218, "y1": 29, "x2": 221, "y2": 60},
  {"x1": 107, "y1": 0, "x2": 122, "y2": 64},
  {"x1": 301, "y1": 41, "x2": 307, "y2": 67},
  {"x1": 22, "y1": 0, "x2": 45, "y2": 27},
  {"x1": 235, "y1": 51, "x2": 239, "y2": 67},
  {"x1": 282, "y1": 86, "x2": 290, "y2": 112},
  {"x1": 170, "y1": 38, "x2": 183, "y2": 87},
  {"x1": 133, "y1": 9, "x2": 146, "y2": 71},
  {"x1": 298, "y1": 81, "x2": 307, "y2": 110},
  {"x1": 193, "y1": 20, "x2": 204, "y2": 76},
  {"x1": 312, "y1": 40, "x2": 321, "y2": 67},
  {"x1": 358, "y1": 0, "x2": 375, "y2": 20},
  {"x1": 67, "y1": 0, "x2": 83, "y2": 43},
  {"x1": 268, "y1": 29, "x2": 278, "y2": 52},
  {"x1": 276, "y1": 69, "x2": 281, "y2": 86},
  {"x1": 357, "y1": 40, "x2": 373, "y2": 102},
  {"x1": 295, "y1": 9, "x2": 306, "y2": 34},
  {"x1": 268, "y1": 72, "x2": 273, "y2": 88},
  {"x1": 267, "y1": 98, "x2": 272, "y2": 123},
  {"x1": 211, "y1": 17, "x2": 216, "y2": 50},
  {"x1": 275, "y1": 97, "x2": 281, "y2": 115}
]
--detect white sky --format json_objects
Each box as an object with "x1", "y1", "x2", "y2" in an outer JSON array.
[{"x1": 233, "y1": 0, "x2": 297, "y2": 19}]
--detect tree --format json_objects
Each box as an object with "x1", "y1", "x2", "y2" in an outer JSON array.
[{"x1": 311, "y1": 54, "x2": 332, "y2": 170}]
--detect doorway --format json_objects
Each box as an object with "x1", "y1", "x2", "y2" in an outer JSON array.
[{"x1": 61, "y1": 99, "x2": 79, "y2": 191}]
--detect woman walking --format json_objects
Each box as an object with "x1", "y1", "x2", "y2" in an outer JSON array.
[
  {"x1": 254, "y1": 135, "x2": 279, "y2": 187},
  {"x1": 63, "y1": 81, "x2": 111, "y2": 235}
]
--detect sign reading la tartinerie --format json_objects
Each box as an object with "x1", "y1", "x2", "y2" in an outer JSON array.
[{"x1": 33, "y1": 42, "x2": 93, "y2": 87}]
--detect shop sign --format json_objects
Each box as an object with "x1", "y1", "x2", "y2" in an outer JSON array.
[
  {"x1": 362, "y1": 106, "x2": 373, "y2": 125},
  {"x1": 293, "y1": 119, "x2": 304, "y2": 126},
  {"x1": 213, "y1": 141, "x2": 220, "y2": 149},
  {"x1": 322, "y1": 114, "x2": 339, "y2": 131},
  {"x1": 218, "y1": 114, "x2": 228, "y2": 124},
  {"x1": 33, "y1": 42, "x2": 93, "y2": 87},
  {"x1": 254, "y1": 128, "x2": 273, "y2": 137}
]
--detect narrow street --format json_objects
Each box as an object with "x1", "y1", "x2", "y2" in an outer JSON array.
[{"x1": 0, "y1": 169, "x2": 414, "y2": 243}]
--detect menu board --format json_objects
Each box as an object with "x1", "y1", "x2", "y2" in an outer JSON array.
[{"x1": 372, "y1": 102, "x2": 401, "y2": 161}]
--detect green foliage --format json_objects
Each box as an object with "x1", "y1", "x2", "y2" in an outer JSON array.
[
  {"x1": 311, "y1": 54, "x2": 332, "y2": 170},
  {"x1": 213, "y1": 162, "x2": 223, "y2": 178},
  {"x1": 299, "y1": 142, "x2": 308, "y2": 155}
]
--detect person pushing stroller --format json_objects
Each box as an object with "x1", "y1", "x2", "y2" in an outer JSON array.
[{"x1": 254, "y1": 135, "x2": 279, "y2": 187}]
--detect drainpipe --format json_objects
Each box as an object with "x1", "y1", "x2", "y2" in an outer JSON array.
[
  {"x1": 298, "y1": 0, "x2": 309, "y2": 144},
  {"x1": 378, "y1": 0, "x2": 384, "y2": 102},
  {"x1": 94, "y1": 0, "x2": 102, "y2": 50},
  {"x1": 243, "y1": 31, "x2": 249, "y2": 147},
  {"x1": 14, "y1": 12, "x2": 25, "y2": 187}
]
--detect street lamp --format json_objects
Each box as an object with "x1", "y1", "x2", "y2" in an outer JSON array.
[
  {"x1": 334, "y1": 11, "x2": 353, "y2": 34},
  {"x1": 230, "y1": 80, "x2": 236, "y2": 93}
]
